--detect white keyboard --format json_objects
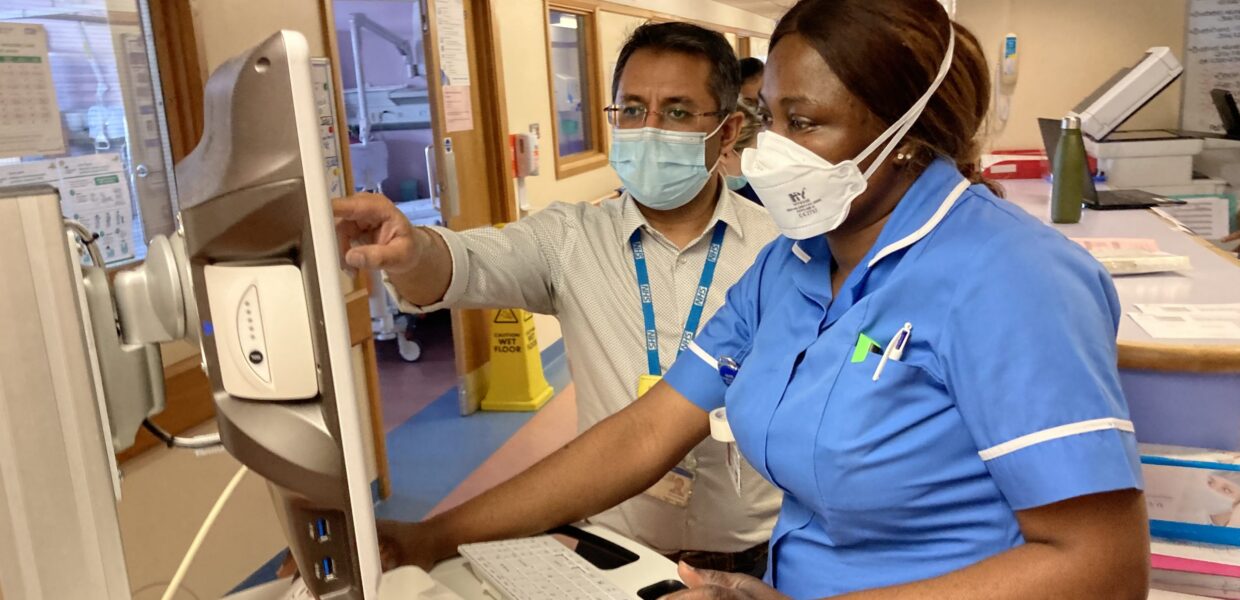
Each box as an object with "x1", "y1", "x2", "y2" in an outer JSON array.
[{"x1": 458, "y1": 536, "x2": 632, "y2": 600}]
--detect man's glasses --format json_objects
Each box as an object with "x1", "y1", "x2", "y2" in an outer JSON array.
[{"x1": 604, "y1": 105, "x2": 728, "y2": 131}]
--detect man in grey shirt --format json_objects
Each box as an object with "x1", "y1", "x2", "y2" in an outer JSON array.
[{"x1": 336, "y1": 22, "x2": 780, "y2": 575}]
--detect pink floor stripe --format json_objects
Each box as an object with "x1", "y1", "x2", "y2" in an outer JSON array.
[{"x1": 427, "y1": 385, "x2": 579, "y2": 517}]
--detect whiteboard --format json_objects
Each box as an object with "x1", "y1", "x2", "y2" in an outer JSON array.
[{"x1": 1182, "y1": 0, "x2": 1240, "y2": 133}]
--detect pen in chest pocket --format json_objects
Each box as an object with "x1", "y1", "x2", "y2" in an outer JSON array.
[{"x1": 872, "y1": 322, "x2": 913, "y2": 382}]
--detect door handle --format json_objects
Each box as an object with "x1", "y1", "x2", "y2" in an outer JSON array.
[
  {"x1": 424, "y1": 144, "x2": 439, "y2": 212},
  {"x1": 438, "y1": 139, "x2": 460, "y2": 221}
]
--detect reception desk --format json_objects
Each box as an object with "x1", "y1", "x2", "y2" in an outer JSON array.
[{"x1": 1003, "y1": 179, "x2": 1240, "y2": 450}]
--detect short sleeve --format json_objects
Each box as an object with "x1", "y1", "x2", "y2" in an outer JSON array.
[
  {"x1": 664, "y1": 240, "x2": 779, "y2": 412},
  {"x1": 942, "y1": 232, "x2": 1142, "y2": 511}
]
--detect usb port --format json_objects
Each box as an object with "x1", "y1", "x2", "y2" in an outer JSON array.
[
  {"x1": 318, "y1": 556, "x2": 336, "y2": 581},
  {"x1": 312, "y1": 518, "x2": 330, "y2": 542}
]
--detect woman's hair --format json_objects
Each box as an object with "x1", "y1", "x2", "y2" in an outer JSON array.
[
  {"x1": 771, "y1": 0, "x2": 999, "y2": 194},
  {"x1": 735, "y1": 97, "x2": 763, "y2": 150}
]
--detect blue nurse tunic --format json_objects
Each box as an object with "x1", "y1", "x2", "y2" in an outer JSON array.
[{"x1": 663, "y1": 158, "x2": 1143, "y2": 599}]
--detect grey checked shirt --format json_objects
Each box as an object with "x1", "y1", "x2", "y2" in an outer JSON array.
[{"x1": 389, "y1": 187, "x2": 782, "y2": 553}]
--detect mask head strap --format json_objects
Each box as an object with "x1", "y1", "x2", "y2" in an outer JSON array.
[{"x1": 856, "y1": 27, "x2": 957, "y2": 179}]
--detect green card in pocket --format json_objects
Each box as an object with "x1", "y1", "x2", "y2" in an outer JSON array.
[{"x1": 852, "y1": 333, "x2": 882, "y2": 363}]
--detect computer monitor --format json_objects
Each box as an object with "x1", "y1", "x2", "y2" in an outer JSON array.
[
  {"x1": 1211, "y1": 88, "x2": 1240, "y2": 139},
  {"x1": 175, "y1": 30, "x2": 380, "y2": 599}
]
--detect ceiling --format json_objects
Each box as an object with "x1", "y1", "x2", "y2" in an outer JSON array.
[{"x1": 711, "y1": 0, "x2": 798, "y2": 20}]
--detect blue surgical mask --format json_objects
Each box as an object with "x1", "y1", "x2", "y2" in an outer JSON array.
[
  {"x1": 725, "y1": 174, "x2": 749, "y2": 191},
  {"x1": 610, "y1": 122, "x2": 724, "y2": 211}
]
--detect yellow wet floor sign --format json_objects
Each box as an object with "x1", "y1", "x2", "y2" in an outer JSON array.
[{"x1": 481, "y1": 308, "x2": 554, "y2": 411}]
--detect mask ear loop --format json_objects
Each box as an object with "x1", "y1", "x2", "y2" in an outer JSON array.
[
  {"x1": 705, "y1": 116, "x2": 730, "y2": 174},
  {"x1": 856, "y1": 28, "x2": 957, "y2": 179}
]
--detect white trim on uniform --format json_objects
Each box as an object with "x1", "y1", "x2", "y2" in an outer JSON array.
[
  {"x1": 688, "y1": 341, "x2": 719, "y2": 371},
  {"x1": 977, "y1": 417, "x2": 1135, "y2": 462},
  {"x1": 868, "y1": 179, "x2": 971, "y2": 268},
  {"x1": 791, "y1": 243, "x2": 811, "y2": 263}
]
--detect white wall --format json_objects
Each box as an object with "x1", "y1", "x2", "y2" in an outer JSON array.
[
  {"x1": 608, "y1": 0, "x2": 775, "y2": 33},
  {"x1": 749, "y1": 36, "x2": 769, "y2": 59},
  {"x1": 190, "y1": 0, "x2": 328, "y2": 72},
  {"x1": 957, "y1": 0, "x2": 1187, "y2": 150}
]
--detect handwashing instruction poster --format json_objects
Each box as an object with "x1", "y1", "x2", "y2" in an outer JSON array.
[{"x1": 0, "y1": 153, "x2": 135, "y2": 263}]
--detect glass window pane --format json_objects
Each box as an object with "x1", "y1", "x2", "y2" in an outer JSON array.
[
  {"x1": 548, "y1": 10, "x2": 593, "y2": 158},
  {"x1": 0, "y1": 1, "x2": 177, "y2": 266}
]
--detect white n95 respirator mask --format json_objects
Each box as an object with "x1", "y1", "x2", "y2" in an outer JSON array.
[
  {"x1": 742, "y1": 29, "x2": 956, "y2": 240},
  {"x1": 610, "y1": 121, "x2": 725, "y2": 211}
]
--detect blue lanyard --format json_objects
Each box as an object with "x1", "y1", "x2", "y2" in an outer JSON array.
[{"x1": 631, "y1": 221, "x2": 727, "y2": 376}]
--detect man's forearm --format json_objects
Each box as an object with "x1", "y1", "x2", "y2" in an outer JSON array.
[
  {"x1": 420, "y1": 387, "x2": 709, "y2": 561},
  {"x1": 388, "y1": 227, "x2": 453, "y2": 307}
]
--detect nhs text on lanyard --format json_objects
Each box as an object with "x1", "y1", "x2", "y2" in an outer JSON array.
[{"x1": 631, "y1": 221, "x2": 726, "y2": 398}]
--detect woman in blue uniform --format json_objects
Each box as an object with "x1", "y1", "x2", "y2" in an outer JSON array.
[{"x1": 366, "y1": 0, "x2": 1149, "y2": 597}]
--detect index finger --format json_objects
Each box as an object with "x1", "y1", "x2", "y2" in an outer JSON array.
[{"x1": 333, "y1": 194, "x2": 396, "y2": 227}]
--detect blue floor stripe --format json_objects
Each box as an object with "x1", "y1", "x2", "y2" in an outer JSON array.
[
  {"x1": 378, "y1": 337, "x2": 568, "y2": 521},
  {"x1": 375, "y1": 385, "x2": 535, "y2": 520},
  {"x1": 231, "y1": 339, "x2": 568, "y2": 593}
]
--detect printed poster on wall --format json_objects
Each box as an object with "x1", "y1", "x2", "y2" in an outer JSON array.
[
  {"x1": 0, "y1": 22, "x2": 66, "y2": 159},
  {"x1": 436, "y1": 0, "x2": 474, "y2": 131},
  {"x1": 436, "y1": 0, "x2": 471, "y2": 86},
  {"x1": 0, "y1": 153, "x2": 136, "y2": 264},
  {"x1": 56, "y1": 153, "x2": 136, "y2": 263},
  {"x1": 443, "y1": 85, "x2": 474, "y2": 132},
  {"x1": 1182, "y1": 0, "x2": 1240, "y2": 133}
]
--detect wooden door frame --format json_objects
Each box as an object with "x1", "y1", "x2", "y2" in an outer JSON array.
[
  {"x1": 419, "y1": 0, "x2": 519, "y2": 414},
  {"x1": 420, "y1": 0, "x2": 516, "y2": 223},
  {"x1": 474, "y1": 0, "x2": 517, "y2": 223},
  {"x1": 147, "y1": 0, "x2": 204, "y2": 164}
]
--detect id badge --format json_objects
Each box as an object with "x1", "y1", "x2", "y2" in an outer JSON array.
[
  {"x1": 643, "y1": 465, "x2": 695, "y2": 508},
  {"x1": 637, "y1": 374, "x2": 662, "y2": 397}
]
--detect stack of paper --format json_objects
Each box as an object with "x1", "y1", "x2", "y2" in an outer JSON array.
[
  {"x1": 1153, "y1": 539, "x2": 1240, "y2": 598},
  {"x1": 1159, "y1": 197, "x2": 1234, "y2": 241},
  {"x1": 1129, "y1": 304, "x2": 1240, "y2": 340},
  {"x1": 1071, "y1": 238, "x2": 1192, "y2": 276}
]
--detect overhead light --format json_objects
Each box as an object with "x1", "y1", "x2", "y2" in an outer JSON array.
[{"x1": 552, "y1": 14, "x2": 579, "y2": 29}]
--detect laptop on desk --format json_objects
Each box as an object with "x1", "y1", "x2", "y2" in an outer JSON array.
[{"x1": 1037, "y1": 117, "x2": 1187, "y2": 211}]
